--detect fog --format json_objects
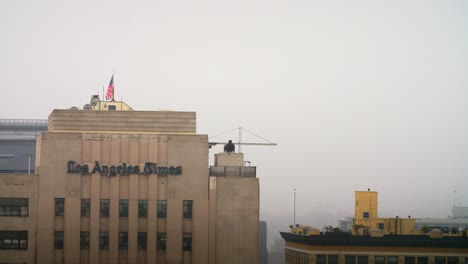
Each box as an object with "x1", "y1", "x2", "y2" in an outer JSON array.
[{"x1": 2, "y1": 0, "x2": 467, "y2": 248}]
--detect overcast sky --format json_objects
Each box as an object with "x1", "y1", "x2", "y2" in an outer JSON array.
[{"x1": 2, "y1": 0, "x2": 467, "y2": 242}]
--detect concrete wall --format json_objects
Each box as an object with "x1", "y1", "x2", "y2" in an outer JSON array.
[
  {"x1": 35, "y1": 129, "x2": 209, "y2": 263},
  {"x1": 0, "y1": 173, "x2": 38, "y2": 264},
  {"x1": 48, "y1": 110, "x2": 196, "y2": 134},
  {"x1": 210, "y1": 153, "x2": 259, "y2": 264},
  {"x1": 211, "y1": 177, "x2": 259, "y2": 264}
]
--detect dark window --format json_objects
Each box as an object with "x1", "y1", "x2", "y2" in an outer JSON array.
[
  {"x1": 358, "y1": 256, "x2": 369, "y2": 264},
  {"x1": 377, "y1": 223, "x2": 384, "y2": 230},
  {"x1": 405, "y1": 257, "x2": 416, "y2": 264},
  {"x1": 375, "y1": 256, "x2": 386, "y2": 264},
  {"x1": 363, "y1": 212, "x2": 369, "y2": 218},
  {"x1": 0, "y1": 198, "x2": 28, "y2": 216},
  {"x1": 81, "y1": 199, "x2": 90, "y2": 217},
  {"x1": 345, "y1": 256, "x2": 356, "y2": 264},
  {"x1": 418, "y1": 257, "x2": 428, "y2": 264},
  {"x1": 183, "y1": 200, "x2": 192, "y2": 219},
  {"x1": 138, "y1": 200, "x2": 148, "y2": 218},
  {"x1": 55, "y1": 198, "x2": 64, "y2": 216},
  {"x1": 317, "y1": 255, "x2": 326, "y2": 264},
  {"x1": 108, "y1": 105, "x2": 116, "y2": 110},
  {"x1": 80, "y1": 232, "x2": 89, "y2": 249},
  {"x1": 100, "y1": 199, "x2": 109, "y2": 217},
  {"x1": 55, "y1": 231, "x2": 64, "y2": 249},
  {"x1": 99, "y1": 232, "x2": 109, "y2": 250},
  {"x1": 157, "y1": 232, "x2": 166, "y2": 251},
  {"x1": 183, "y1": 233, "x2": 192, "y2": 251},
  {"x1": 388, "y1": 256, "x2": 398, "y2": 264},
  {"x1": 157, "y1": 200, "x2": 167, "y2": 218},
  {"x1": 119, "y1": 232, "x2": 128, "y2": 250},
  {"x1": 448, "y1": 258, "x2": 458, "y2": 264},
  {"x1": 119, "y1": 199, "x2": 128, "y2": 217},
  {"x1": 435, "y1": 257, "x2": 446, "y2": 264},
  {"x1": 0, "y1": 231, "x2": 28, "y2": 249},
  {"x1": 138, "y1": 232, "x2": 147, "y2": 250},
  {"x1": 328, "y1": 255, "x2": 338, "y2": 264}
]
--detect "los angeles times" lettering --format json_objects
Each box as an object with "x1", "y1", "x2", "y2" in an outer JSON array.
[{"x1": 67, "y1": 160, "x2": 182, "y2": 176}]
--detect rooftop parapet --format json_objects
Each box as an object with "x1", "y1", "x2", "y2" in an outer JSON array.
[{"x1": 47, "y1": 109, "x2": 196, "y2": 134}]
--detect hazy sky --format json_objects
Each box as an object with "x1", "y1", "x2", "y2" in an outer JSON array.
[{"x1": 2, "y1": 0, "x2": 467, "y2": 243}]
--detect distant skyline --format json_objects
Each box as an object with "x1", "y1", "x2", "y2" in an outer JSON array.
[{"x1": 2, "y1": 0, "x2": 468, "y2": 247}]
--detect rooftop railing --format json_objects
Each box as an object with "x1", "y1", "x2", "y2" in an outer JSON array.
[{"x1": 209, "y1": 166, "x2": 256, "y2": 177}]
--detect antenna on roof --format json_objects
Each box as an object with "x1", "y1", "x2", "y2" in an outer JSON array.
[{"x1": 209, "y1": 127, "x2": 277, "y2": 153}]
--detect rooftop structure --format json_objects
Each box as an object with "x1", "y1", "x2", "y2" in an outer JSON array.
[{"x1": 0, "y1": 119, "x2": 47, "y2": 173}]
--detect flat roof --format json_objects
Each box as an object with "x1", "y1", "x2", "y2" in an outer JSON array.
[{"x1": 280, "y1": 232, "x2": 468, "y2": 249}]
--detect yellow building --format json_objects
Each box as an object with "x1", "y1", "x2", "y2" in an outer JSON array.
[
  {"x1": 353, "y1": 189, "x2": 416, "y2": 236},
  {"x1": 0, "y1": 100, "x2": 260, "y2": 264},
  {"x1": 281, "y1": 190, "x2": 468, "y2": 264}
]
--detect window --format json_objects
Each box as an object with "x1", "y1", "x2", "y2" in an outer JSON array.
[
  {"x1": 0, "y1": 198, "x2": 28, "y2": 216},
  {"x1": 100, "y1": 199, "x2": 109, "y2": 217},
  {"x1": 316, "y1": 255, "x2": 326, "y2": 264},
  {"x1": 81, "y1": 199, "x2": 90, "y2": 217},
  {"x1": 377, "y1": 223, "x2": 384, "y2": 230},
  {"x1": 388, "y1": 256, "x2": 398, "y2": 264},
  {"x1": 119, "y1": 199, "x2": 128, "y2": 217},
  {"x1": 328, "y1": 255, "x2": 338, "y2": 264},
  {"x1": 55, "y1": 198, "x2": 64, "y2": 216},
  {"x1": 80, "y1": 232, "x2": 89, "y2": 249},
  {"x1": 405, "y1": 257, "x2": 415, "y2": 264},
  {"x1": 157, "y1": 232, "x2": 166, "y2": 251},
  {"x1": 435, "y1": 257, "x2": 446, "y2": 264},
  {"x1": 375, "y1": 256, "x2": 385, "y2": 264},
  {"x1": 55, "y1": 231, "x2": 64, "y2": 249},
  {"x1": 99, "y1": 232, "x2": 109, "y2": 250},
  {"x1": 157, "y1": 200, "x2": 167, "y2": 218},
  {"x1": 138, "y1": 200, "x2": 148, "y2": 218},
  {"x1": 0, "y1": 231, "x2": 27, "y2": 249},
  {"x1": 119, "y1": 232, "x2": 128, "y2": 250},
  {"x1": 108, "y1": 105, "x2": 116, "y2": 110},
  {"x1": 448, "y1": 257, "x2": 458, "y2": 264},
  {"x1": 183, "y1": 233, "x2": 192, "y2": 251},
  {"x1": 358, "y1": 256, "x2": 369, "y2": 264},
  {"x1": 363, "y1": 212, "x2": 369, "y2": 218},
  {"x1": 138, "y1": 232, "x2": 147, "y2": 250},
  {"x1": 418, "y1": 257, "x2": 428, "y2": 264},
  {"x1": 345, "y1": 256, "x2": 356, "y2": 264},
  {"x1": 183, "y1": 200, "x2": 193, "y2": 218}
]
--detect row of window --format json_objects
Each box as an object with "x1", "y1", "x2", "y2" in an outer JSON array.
[
  {"x1": 0, "y1": 198, "x2": 28, "y2": 217},
  {"x1": 55, "y1": 231, "x2": 191, "y2": 251},
  {"x1": 0, "y1": 231, "x2": 28, "y2": 250},
  {"x1": 56, "y1": 198, "x2": 193, "y2": 219},
  {"x1": 285, "y1": 252, "x2": 467, "y2": 264}
]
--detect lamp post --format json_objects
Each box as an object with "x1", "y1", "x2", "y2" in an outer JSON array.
[{"x1": 294, "y1": 189, "x2": 296, "y2": 226}]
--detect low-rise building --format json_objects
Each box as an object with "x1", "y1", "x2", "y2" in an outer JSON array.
[{"x1": 280, "y1": 190, "x2": 468, "y2": 264}]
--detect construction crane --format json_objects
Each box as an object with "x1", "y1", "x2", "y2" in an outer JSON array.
[{"x1": 209, "y1": 127, "x2": 277, "y2": 153}]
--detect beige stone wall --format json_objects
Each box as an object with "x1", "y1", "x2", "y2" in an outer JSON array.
[
  {"x1": 0, "y1": 173, "x2": 38, "y2": 264},
  {"x1": 48, "y1": 110, "x2": 196, "y2": 134},
  {"x1": 35, "y1": 130, "x2": 209, "y2": 264},
  {"x1": 214, "y1": 153, "x2": 244, "y2": 166},
  {"x1": 209, "y1": 175, "x2": 259, "y2": 264}
]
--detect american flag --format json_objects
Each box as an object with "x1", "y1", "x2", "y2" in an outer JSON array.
[{"x1": 105, "y1": 75, "x2": 114, "y2": 100}]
